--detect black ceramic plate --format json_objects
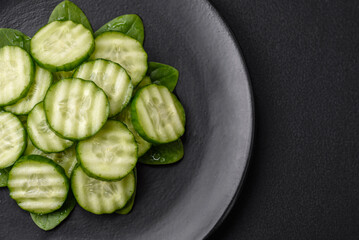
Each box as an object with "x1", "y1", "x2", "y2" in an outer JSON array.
[{"x1": 0, "y1": 0, "x2": 253, "y2": 239}]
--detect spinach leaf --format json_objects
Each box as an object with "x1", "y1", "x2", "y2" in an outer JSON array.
[
  {"x1": 0, "y1": 28, "x2": 30, "y2": 53},
  {"x1": 49, "y1": 0, "x2": 93, "y2": 33},
  {"x1": 30, "y1": 192, "x2": 76, "y2": 231},
  {"x1": 95, "y1": 14, "x2": 144, "y2": 44},
  {"x1": 117, "y1": 168, "x2": 137, "y2": 215},
  {"x1": 0, "y1": 167, "x2": 11, "y2": 187},
  {"x1": 139, "y1": 139, "x2": 183, "y2": 165},
  {"x1": 147, "y1": 62, "x2": 179, "y2": 92}
]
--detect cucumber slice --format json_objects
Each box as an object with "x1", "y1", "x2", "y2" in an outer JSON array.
[
  {"x1": 77, "y1": 120, "x2": 137, "y2": 181},
  {"x1": 4, "y1": 65, "x2": 52, "y2": 115},
  {"x1": 139, "y1": 139, "x2": 184, "y2": 165},
  {"x1": 30, "y1": 191, "x2": 76, "y2": 231},
  {"x1": 8, "y1": 155, "x2": 69, "y2": 214},
  {"x1": 71, "y1": 165, "x2": 135, "y2": 214},
  {"x1": 147, "y1": 62, "x2": 179, "y2": 92},
  {"x1": 116, "y1": 105, "x2": 151, "y2": 157},
  {"x1": 0, "y1": 112, "x2": 26, "y2": 168},
  {"x1": 27, "y1": 102, "x2": 73, "y2": 153},
  {"x1": 91, "y1": 32, "x2": 147, "y2": 86},
  {"x1": 73, "y1": 59, "x2": 133, "y2": 117},
  {"x1": 53, "y1": 70, "x2": 73, "y2": 81},
  {"x1": 116, "y1": 168, "x2": 137, "y2": 215},
  {"x1": 0, "y1": 46, "x2": 34, "y2": 106},
  {"x1": 44, "y1": 78, "x2": 109, "y2": 140},
  {"x1": 30, "y1": 21, "x2": 94, "y2": 72},
  {"x1": 131, "y1": 84, "x2": 186, "y2": 144},
  {"x1": 25, "y1": 139, "x2": 77, "y2": 178},
  {"x1": 0, "y1": 167, "x2": 11, "y2": 187}
]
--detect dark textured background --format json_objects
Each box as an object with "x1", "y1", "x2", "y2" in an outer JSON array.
[{"x1": 209, "y1": 0, "x2": 359, "y2": 239}]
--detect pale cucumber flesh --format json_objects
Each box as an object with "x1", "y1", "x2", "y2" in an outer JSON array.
[
  {"x1": 0, "y1": 112, "x2": 26, "y2": 168},
  {"x1": 44, "y1": 78, "x2": 109, "y2": 140},
  {"x1": 8, "y1": 155, "x2": 69, "y2": 214},
  {"x1": 27, "y1": 102, "x2": 73, "y2": 153},
  {"x1": 131, "y1": 84, "x2": 186, "y2": 144},
  {"x1": 91, "y1": 32, "x2": 147, "y2": 86},
  {"x1": 77, "y1": 120, "x2": 137, "y2": 180},
  {"x1": 73, "y1": 59, "x2": 133, "y2": 116},
  {"x1": 71, "y1": 166, "x2": 135, "y2": 214}
]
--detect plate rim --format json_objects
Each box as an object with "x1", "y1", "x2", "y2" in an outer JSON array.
[{"x1": 203, "y1": 0, "x2": 255, "y2": 238}]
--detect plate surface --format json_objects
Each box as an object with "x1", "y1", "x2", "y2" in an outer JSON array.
[{"x1": 0, "y1": 0, "x2": 253, "y2": 239}]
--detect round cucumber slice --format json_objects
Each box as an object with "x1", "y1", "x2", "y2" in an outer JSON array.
[
  {"x1": 27, "y1": 102, "x2": 73, "y2": 153},
  {"x1": 8, "y1": 155, "x2": 69, "y2": 214},
  {"x1": 73, "y1": 59, "x2": 133, "y2": 117},
  {"x1": 77, "y1": 120, "x2": 137, "y2": 181},
  {"x1": 5, "y1": 65, "x2": 52, "y2": 115},
  {"x1": 131, "y1": 84, "x2": 186, "y2": 144},
  {"x1": 0, "y1": 111, "x2": 26, "y2": 168},
  {"x1": 44, "y1": 78, "x2": 109, "y2": 140},
  {"x1": 31, "y1": 21, "x2": 94, "y2": 71},
  {"x1": 0, "y1": 46, "x2": 34, "y2": 106},
  {"x1": 91, "y1": 32, "x2": 147, "y2": 86},
  {"x1": 71, "y1": 165, "x2": 135, "y2": 214},
  {"x1": 115, "y1": 105, "x2": 151, "y2": 157}
]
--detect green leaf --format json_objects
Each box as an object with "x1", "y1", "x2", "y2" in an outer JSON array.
[
  {"x1": 30, "y1": 191, "x2": 76, "y2": 231},
  {"x1": 116, "y1": 168, "x2": 137, "y2": 214},
  {"x1": 0, "y1": 167, "x2": 12, "y2": 187},
  {"x1": 0, "y1": 28, "x2": 31, "y2": 53},
  {"x1": 139, "y1": 139, "x2": 184, "y2": 165},
  {"x1": 49, "y1": 0, "x2": 93, "y2": 33},
  {"x1": 147, "y1": 62, "x2": 179, "y2": 92},
  {"x1": 95, "y1": 14, "x2": 144, "y2": 44}
]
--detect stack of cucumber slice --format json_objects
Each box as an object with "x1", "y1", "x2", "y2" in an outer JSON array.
[{"x1": 0, "y1": 0, "x2": 185, "y2": 231}]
